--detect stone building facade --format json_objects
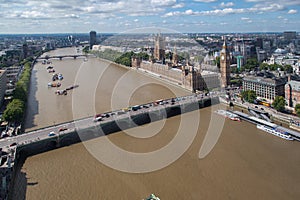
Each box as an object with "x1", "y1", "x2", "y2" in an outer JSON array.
[
  {"x1": 154, "y1": 33, "x2": 165, "y2": 61},
  {"x1": 132, "y1": 57, "x2": 219, "y2": 92},
  {"x1": 220, "y1": 39, "x2": 231, "y2": 88},
  {"x1": 285, "y1": 79, "x2": 300, "y2": 108}
]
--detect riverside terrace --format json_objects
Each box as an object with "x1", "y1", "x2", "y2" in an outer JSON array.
[{"x1": 0, "y1": 93, "x2": 220, "y2": 156}]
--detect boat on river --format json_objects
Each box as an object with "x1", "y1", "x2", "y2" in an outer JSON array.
[
  {"x1": 66, "y1": 84, "x2": 79, "y2": 90},
  {"x1": 257, "y1": 124, "x2": 294, "y2": 141},
  {"x1": 48, "y1": 82, "x2": 61, "y2": 87},
  {"x1": 215, "y1": 109, "x2": 241, "y2": 121}
]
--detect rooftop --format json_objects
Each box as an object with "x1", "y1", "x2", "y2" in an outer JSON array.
[
  {"x1": 243, "y1": 74, "x2": 287, "y2": 86},
  {"x1": 287, "y1": 80, "x2": 300, "y2": 91}
]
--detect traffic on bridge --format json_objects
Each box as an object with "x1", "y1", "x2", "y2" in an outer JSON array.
[{"x1": 0, "y1": 93, "x2": 218, "y2": 150}]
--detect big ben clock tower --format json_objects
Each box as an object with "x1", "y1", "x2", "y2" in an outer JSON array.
[{"x1": 220, "y1": 38, "x2": 231, "y2": 88}]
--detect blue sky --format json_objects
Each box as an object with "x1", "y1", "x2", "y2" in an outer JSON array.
[{"x1": 0, "y1": 0, "x2": 299, "y2": 34}]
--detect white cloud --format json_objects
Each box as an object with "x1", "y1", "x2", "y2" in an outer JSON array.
[
  {"x1": 194, "y1": 0, "x2": 217, "y2": 2},
  {"x1": 245, "y1": 0, "x2": 300, "y2": 6},
  {"x1": 241, "y1": 17, "x2": 250, "y2": 20},
  {"x1": 288, "y1": 9, "x2": 298, "y2": 14},
  {"x1": 7, "y1": 10, "x2": 51, "y2": 19},
  {"x1": 163, "y1": 11, "x2": 180, "y2": 17},
  {"x1": 220, "y1": 2, "x2": 234, "y2": 8},
  {"x1": 0, "y1": 0, "x2": 299, "y2": 33},
  {"x1": 172, "y1": 3, "x2": 185, "y2": 8},
  {"x1": 150, "y1": 0, "x2": 176, "y2": 7},
  {"x1": 185, "y1": 9, "x2": 195, "y2": 15},
  {"x1": 1, "y1": 0, "x2": 175, "y2": 20},
  {"x1": 163, "y1": 2, "x2": 286, "y2": 17},
  {"x1": 201, "y1": 8, "x2": 245, "y2": 15},
  {"x1": 64, "y1": 14, "x2": 80, "y2": 19},
  {"x1": 252, "y1": 4, "x2": 284, "y2": 12}
]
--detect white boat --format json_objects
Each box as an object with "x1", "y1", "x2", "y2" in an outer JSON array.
[
  {"x1": 257, "y1": 124, "x2": 294, "y2": 141},
  {"x1": 215, "y1": 110, "x2": 241, "y2": 121}
]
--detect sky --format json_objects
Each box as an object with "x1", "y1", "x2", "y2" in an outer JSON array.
[{"x1": 0, "y1": 0, "x2": 299, "y2": 34}]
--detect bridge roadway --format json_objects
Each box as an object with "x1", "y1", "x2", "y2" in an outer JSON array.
[
  {"x1": 38, "y1": 54, "x2": 87, "y2": 60},
  {"x1": 0, "y1": 93, "x2": 218, "y2": 150}
]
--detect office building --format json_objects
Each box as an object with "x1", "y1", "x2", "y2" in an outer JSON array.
[
  {"x1": 0, "y1": 70, "x2": 7, "y2": 107},
  {"x1": 243, "y1": 72, "x2": 287, "y2": 101},
  {"x1": 89, "y1": 31, "x2": 97, "y2": 49}
]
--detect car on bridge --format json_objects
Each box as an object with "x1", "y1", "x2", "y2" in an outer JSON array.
[
  {"x1": 9, "y1": 142, "x2": 17, "y2": 147},
  {"x1": 93, "y1": 117, "x2": 102, "y2": 122},
  {"x1": 58, "y1": 127, "x2": 68, "y2": 132},
  {"x1": 48, "y1": 131, "x2": 56, "y2": 137}
]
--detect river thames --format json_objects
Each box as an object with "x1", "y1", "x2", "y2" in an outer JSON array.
[{"x1": 11, "y1": 47, "x2": 300, "y2": 200}]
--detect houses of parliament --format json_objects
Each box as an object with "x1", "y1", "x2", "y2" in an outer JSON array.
[{"x1": 132, "y1": 33, "x2": 230, "y2": 92}]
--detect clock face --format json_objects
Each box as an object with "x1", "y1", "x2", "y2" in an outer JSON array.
[{"x1": 221, "y1": 55, "x2": 224, "y2": 60}]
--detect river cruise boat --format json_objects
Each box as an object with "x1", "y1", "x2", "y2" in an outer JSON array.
[
  {"x1": 257, "y1": 124, "x2": 294, "y2": 141},
  {"x1": 215, "y1": 110, "x2": 241, "y2": 121}
]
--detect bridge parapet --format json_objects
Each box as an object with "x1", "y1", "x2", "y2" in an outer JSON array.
[
  {"x1": 38, "y1": 54, "x2": 87, "y2": 60},
  {"x1": 0, "y1": 94, "x2": 220, "y2": 156}
]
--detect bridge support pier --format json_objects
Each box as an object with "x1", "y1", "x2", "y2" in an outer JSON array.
[{"x1": 56, "y1": 137, "x2": 60, "y2": 148}]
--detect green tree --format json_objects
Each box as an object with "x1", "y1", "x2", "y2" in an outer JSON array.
[
  {"x1": 136, "y1": 52, "x2": 149, "y2": 60},
  {"x1": 241, "y1": 90, "x2": 257, "y2": 103},
  {"x1": 215, "y1": 56, "x2": 220, "y2": 68},
  {"x1": 284, "y1": 65, "x2": 293, "y2": 73},
  {"x1": 13, "y1": 83, "x2": 27, "y2": 102},
  {"x1": 114, "y1": 51, "x2": 134, "y2": 67},
  {"x1": 230, "y1": 79, "x2": 242, "y2": 86},
  {"x1": 272, "y1": 96, "x2": 286, "y2": 112},
  {"x1": 242, "y1": 58, "x2": 259, "y2": 71},
  {"x1": 259, "y1": 63, "x2": 269, "y2": 71},
  {"x1": 3, "y1": 99, "x2": 25, "y2": 123},
  {"x1": 269, "y1": 63, "x2": 282, "y2": 71},
  {"x1": 82, "y1": 46, "x2": 90, "y2": 54},
  {"x1": 295, "y1": 104, "x2": 300, "y2": 117}
]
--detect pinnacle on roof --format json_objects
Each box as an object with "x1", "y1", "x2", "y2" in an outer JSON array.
[{"x1": 222, "y1": 36, "x2": 227, "y2": 49}]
